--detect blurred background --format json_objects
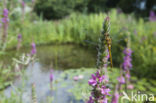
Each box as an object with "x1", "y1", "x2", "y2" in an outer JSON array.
[{"x1": 0, "y1": 0, "x2": 156, "y2": 103}]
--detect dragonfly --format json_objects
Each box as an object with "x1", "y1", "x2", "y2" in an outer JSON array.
[
  {"x1": 84, "y1": 33, "x2": 127, "y2": 68},
  {"x1": 104, "y1": 33, "x2": 113, "y2": 68}
]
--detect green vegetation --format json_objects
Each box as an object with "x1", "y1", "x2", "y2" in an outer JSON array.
[
  {"x1": 7, "y1": 10, "x2": 156, "y2": 78},
  {"x1": 1, "y1": 68, "x2": 156, "y2": 103},
  {"x1": 61, "y1": 68, "x2": 156, "y2": 100},
  {"x1": 34, "y1": 0, "x2": 156, "y2": 19},
  {"x1": 0, "y1": 0, "x2": 156, "y2": 102}
]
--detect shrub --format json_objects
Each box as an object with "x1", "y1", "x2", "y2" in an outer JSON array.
[{"x1": 34, "y1": 0, "x2": 76, "y2": 19}]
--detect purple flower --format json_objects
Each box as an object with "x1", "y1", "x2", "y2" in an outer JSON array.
[
  {"x1": 99, "y1": 75, "x2": 106, "y2": 83},
  {"x1": 87, "y1": 96, "x2": 94, "y2": 103},
  {"x1": 149, "y1": 11, "x2": 156, "y2": 21},
  {"x1": 88, "y1": 71, "x2": 106, "y2": 86},
  {"x1": 117, "y1": 76, "x2": 125, "y2": 84},
  {"x1": 31, "y1": 42, "x2": 36, "y2": 55},
  {"x1": 101, "y1": 97, "x2": 108, "y2": 103},
  {"x1": 127, "y1": 84, "x2": 134, "y2": 89},
  {"x1": 2, "y1": 8, "x2": 9, "y2": 23},
  {"x1": 1, "y1": 8, "x2": 9, "y2": 23},
  {"x1": 50, "y1": 69, "x2": 54, "y2": 82},
  {"x1": 125, "y1": 70, "x2": 130, "y2": 80},
  {"x1": 100, "y1": 86, "x2": 111, "y2": 95},
  {"x1": 88, "y1": 74, "x2": 97, "y2": 86},
  {"x1": 22, "y1": 1, "x2": 25, "y2": 7},
  {"x1": 122, "y1": 48, "x2": 132, "y2": 70},
  {"x1": 3, "y1": 8, "x2": 9, "y2": 17},
  {"x1": 111, "y1": 91, "x2": 119, "y2": 103},
  {"x1": 50, "y1": 73, "x2": 53, "y2": 82},
  {"x1": 18, "y1": 34, "x2": 22, "y2": 40},
  {"x1": 123, "y1": 48, "x2": 132, "y2": 56},
  {"x1": 88, "y1": 17, "x2": 111, "y2": 103}
]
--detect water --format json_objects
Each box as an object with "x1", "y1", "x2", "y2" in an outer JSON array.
[
  {"x1": 2, "y1": 44, "x2": 96, "y2": 103},
  {"x1": 1, "y1": 44, "x2": 96, "y2": 70}
]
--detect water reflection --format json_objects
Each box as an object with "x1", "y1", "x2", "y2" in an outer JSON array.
[{"x1": 4, "y1": 44, "x2": 96, "y2": 103}]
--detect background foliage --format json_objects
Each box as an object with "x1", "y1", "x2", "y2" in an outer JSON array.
[
  {"x1": 6, "y1": 10, "x2": 156, "y2": 78},
  {"x1": 34, "y1": 0, "x2": 156, "y2": 19}
]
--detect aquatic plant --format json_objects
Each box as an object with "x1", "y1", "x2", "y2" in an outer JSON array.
[{"x1": 87, "y1": 17, "x2": 111, "y2": 103}]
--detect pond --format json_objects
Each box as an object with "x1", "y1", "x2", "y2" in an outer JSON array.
[{"x1": 2, "y1": 44, "x2": 97, "y2": 103}]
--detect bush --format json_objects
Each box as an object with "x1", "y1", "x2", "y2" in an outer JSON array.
[
  {"x1": 87, "y1": 0, "x2": 108, "y2": 12},
  {"x1": 34, "y1": 0, "x2": 156, "y2": 20},
  {"x1": 34, "y1": 0, "x2": 76, "y2": 19}
]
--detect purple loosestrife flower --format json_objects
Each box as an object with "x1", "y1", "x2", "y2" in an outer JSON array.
[
  {"x1": 18, "y1": 34, "x2": 22, "y2": 41},
  {"x1": 87, "y1": 96, "x2": 94, "y2": 103},
  {"x1": 100, "y1": 86, "x2": 111, "y2": 95},
  {"x1": 122, "y1": 48, "x2": 132, "y2": 70},
  {"x1": 31, "y1": 42, "x2": 37, "y2": 55},
  {"x1": 149, "y1": 11, "x2": 156, "y2": 21},
  {"x1": 2, "y1": 9, "x2": 9, "y2": 23},
  {"x1": 111, "y1": 85, "x2": 120, "y2": 103},
  {"x1": 117, "y1": 76, "x2": 125, "y2": 84},
  {"x1": 111, "y1": 91, "x2": 119, "y2": 103},
  {"x1": 122, "y1": 47, "x2": 133, "y2": 90},
  {"x1": 88, "y1": 17, "x2": 111, "y2": 103},
  {"x1": 127, "y1": 84, "x2": 134, "y2": 90},
  {"x1": 49, "y1": 69, "x2": 54, "y2": 90},
  {"x1": 125, "y1": 69, "x2": 130, "y2": 80},
  {"x1": 88, "y1": 74, "x2": 97, "y2": 86},
  {"x1": 50, "y1": 73, "x2": 53, "y2": 82},
  {"x1": 21, "y1": 1, "x2": 25, "y2": 7}
]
